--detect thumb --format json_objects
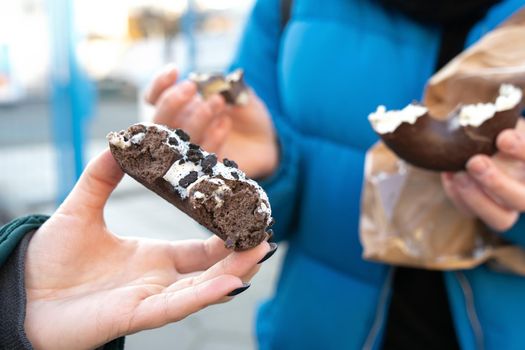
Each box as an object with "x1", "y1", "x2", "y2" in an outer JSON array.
[{"x1": 58, "y1": 149, "x2": 124, "y2": 217}]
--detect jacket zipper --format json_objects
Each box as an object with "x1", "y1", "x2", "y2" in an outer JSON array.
[
  {"x1": 455, "y1": 271, "x2": 485, "y2": 350},
  {"x1": 362, "y1": 268, "x2": 394, "y2": 350}
]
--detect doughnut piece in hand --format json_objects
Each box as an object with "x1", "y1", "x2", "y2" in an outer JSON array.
[
  {"x1": 189, "y1": 69, "x2": 249, "y2": 106},
  {"x1": 107, "y1": 123, "x2": 273, "y2": 250},
  {"x1": 368, "y1": 84, "x2": 523, "y2": 171}
]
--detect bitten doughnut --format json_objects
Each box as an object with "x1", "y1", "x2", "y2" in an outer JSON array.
[
  {"x1": 189, "y1": 69, "x2": 249, "y2": 106},
  {"x1": 107, "y1": 123, "x2": 273, "y2": 250},
  {"x1": 368, "y1": 84, "x2": 524, "y2": 171}
]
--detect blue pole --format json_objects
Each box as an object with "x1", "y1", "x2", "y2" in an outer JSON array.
[
  {"x1": 182, "y1": 0, "x2": 197, "y2": 75},
  {"x1": 48, "y1": 0, "x2": 95, "y2": 203}
]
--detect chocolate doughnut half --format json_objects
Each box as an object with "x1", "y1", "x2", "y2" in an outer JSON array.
[
  {"x1": 107, "y1": 123, "x2": 273, "y2": 250},
  {"x1": 368, "y1": 84, "x2": 523, "y2": 171},
  {"x1": 189, "y1": 69, "x2": 249, "y2": 106}
]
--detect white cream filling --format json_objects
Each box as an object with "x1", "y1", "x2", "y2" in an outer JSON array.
[
  {"x1": 458, "y1": 104, "x2": 496, "y2": 127},
  {"x1": 194, "y1": 191, "x2": 205, "y2": 199},
  {"x1": 257, "y1": 202, "x2": 269, "y2": 216},
  {"x1": 107, "y1": 132, "x2": 131, "y2": 148},
  {"x1": 163, "y1": 160, "x2": 203, "y2": 198},
  {"x1": 211, "y1": 184, "x2": 232, "y2": 208},
  {"x1": 226, "y1": 68, "x2": 244, "y2": 83},
  {"x1": 496, "y1": 84, "x2": 522, "y2": 111},
  {"x1": 130, "y1": 132, "x2": 145, "y2": 144},
  {"x1": 368, "y1": 104, "x2": 428, "y2": 134},
  {"x1": 459, "y1": 84, "x2": 522, "y2": 127},
  {"x1": 187, "y1": 176, "x2": 231, "y2": 208},
  {"x1": 369, "y1": 84, "x2": 523, "y2": 132}
]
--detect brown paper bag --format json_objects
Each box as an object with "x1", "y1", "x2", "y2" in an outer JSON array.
[
  {"x1": 360, "y1": 7, "x2": 525, "y2": 274},
  {"x1": 425, "y1": 7, "x2": 525, "y2": 117},
  {"x1": 361, "y1": 142, "x2": 525, "y2": 273}
]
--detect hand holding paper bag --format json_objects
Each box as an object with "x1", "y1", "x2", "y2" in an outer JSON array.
[
  {"x1": 361, "y1": 7, "x2": 525, "y2": 273},
  {"x1": 441, "y1": 120, "x2": 525, "y2": 232}
]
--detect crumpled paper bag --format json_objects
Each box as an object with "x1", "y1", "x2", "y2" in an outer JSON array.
[{"x1": 360, "y1": 7, "x2": 525, "y2": 273}]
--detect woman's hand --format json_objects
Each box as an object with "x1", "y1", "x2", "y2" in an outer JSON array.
[
  {"x1": 442, "y1": 120, "x2": 525, "y2": 231},
  {"x1": 145, "y1": 65, "x2": 279, "y2": 179},
  {"x1": 24, "y1": 150, "x2": 271, "y2": 350}
]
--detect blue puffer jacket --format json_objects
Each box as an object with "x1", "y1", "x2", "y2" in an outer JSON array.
[{"x1": 231, "y1": 0, "x2": 525, "y2": 349}]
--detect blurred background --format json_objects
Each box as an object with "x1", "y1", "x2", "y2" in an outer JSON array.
[{"x1": 0, "y1": 0, "x2": 284, "y2": 349}]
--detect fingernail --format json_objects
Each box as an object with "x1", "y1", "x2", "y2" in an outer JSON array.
[
  {"x1": 258, "y1": 243, "x2": 278, "y2": 264},
  {"x1": 467, "y1": 157, "x2": 490, "y2": 177},
  {"x1": 227, "y1": 282, "x2": 251, "y2": 297},
  {"x1": 454, "y1": 173, "x2": 471, "y2": 187}
]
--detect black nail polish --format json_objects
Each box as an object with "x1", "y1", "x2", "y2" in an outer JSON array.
[
  {"x1": 227, "y1": 282, "x2": 251, "y2": 297},
  {"x1": 258, "y1": 242, "x2": 278, "y2": 264}
]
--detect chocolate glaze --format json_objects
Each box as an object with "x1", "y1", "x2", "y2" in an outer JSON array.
[{"x1": 371, "y1": 85, "x2": 523, "y2": 171}]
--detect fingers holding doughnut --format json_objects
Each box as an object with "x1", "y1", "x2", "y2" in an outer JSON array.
[{"x1": 451, "y1": 171, "x2": 519, "y2": 232}]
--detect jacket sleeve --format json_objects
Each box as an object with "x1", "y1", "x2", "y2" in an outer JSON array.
[
  {"x1": 230, "y1": 0, "x2": 302, "y2": 242},
  {"x1": 0, "y1": 215, "x2": 49, "y2": 267},
  {"x1": 0, "y1": 215, "x2": 49, "y2": 349},
  {"x1": 0, "y1": 215, "x2": 125, "y2": 350}
]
